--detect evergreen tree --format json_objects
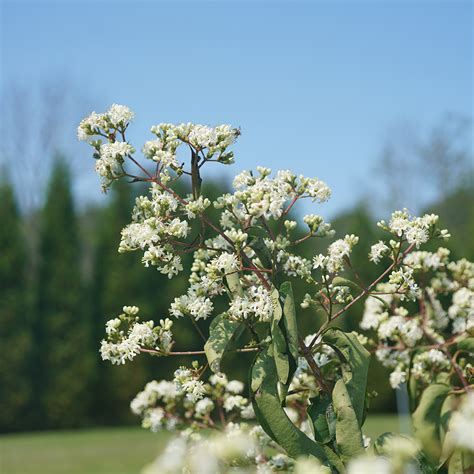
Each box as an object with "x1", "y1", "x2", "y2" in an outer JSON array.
[
  {"x1": 0, "y1": 177, "x2": 31, "y2": 432},
  {"x1": 33, "y1": 159, "x2": 93, "y2": 428}
]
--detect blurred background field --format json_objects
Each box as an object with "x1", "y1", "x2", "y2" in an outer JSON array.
[
  {"x1": 0, "y1": 415, "x2": 406, "y2": 474},
  {"x1": 0, "y1": 0, "x2": 472, "y2": 473}
]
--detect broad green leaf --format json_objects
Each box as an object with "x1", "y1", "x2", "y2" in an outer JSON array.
[
  {"x1": 412, "y1": 383, "x2": 450, "y2": 464},
  {"x1": 204, "y1": 313, "x2": 244, "y2": 374},
  {"x1": 279, "y1": 281, "x2": 299, "y2": 362},
  {"x1": 332, "y1": 378, "x2": 365, "y2": 461},
  {"x1": 226, "y1": 272, "x2": 243, "y2": 296},
  {"x1": 308, "y1": 393, "x2": 332, "y2": 444},
  {"x1": 272, "y1": 323, "x2": 290, "y2": 386},
  {"x1": 270, "y1": 288, "x2": 290, "y2": 387},
  {"x1": 250, "y1": 347, "x2": 344, "y2": 472},
  {"x1": 323, "y1": 328, "x2": 370, "y2": 426},
  {"x1": 331, "y1": 276, "x2": 361, "y2": 292}
]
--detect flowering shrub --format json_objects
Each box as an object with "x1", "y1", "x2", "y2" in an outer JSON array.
[{"x1": 79, "y1": 105, "x2": 473, "y2": 473}]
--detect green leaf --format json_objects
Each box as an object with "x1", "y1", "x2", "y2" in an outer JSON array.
[
  {"x1": 407, "y1": 348, "x2": 422, "y2": 413},
  {"x1": 331, "y1": 276, "x2": 361, "y2": 292},
  {"x1": 457, "y1": 336, "x2": 474, "y2": 354},
  {"x1": 279, "y1": 281, "x2": 299, "y2": 362},
  {"x1": 270, "y1": 289, "x2": 290, "y2": 388},
  {"x1": 250, "y1": 347, "x2": 344, "y2": 471},
  {"x1": 323, "y1": 328, "x2": 370, "y2": 426},
  {"x1": 412, "y1": 383, "x2": 450, "y2": 464},
  {"x1": 249, "y1": 236, "x2": 273, "y2": 270},
  {"x1": 332, "y1": 378, "x2": 365, "y2": 461},
  {"x1": 272, "y1": 323, "x2": 290, "y2": 385},
  {"x1": 308, "y1": 393, "x2": 333, "y2": 444},
  {"x1": 225, "y1": 272, "x2": 243, "y2": 297},
  {"x1": 204, "y1": 313, "x2": 244, "y2": 374}
]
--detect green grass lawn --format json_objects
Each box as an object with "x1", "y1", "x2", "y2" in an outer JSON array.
[{"x1": 1, "y1": 415, "x2": 409, "y2": 474}]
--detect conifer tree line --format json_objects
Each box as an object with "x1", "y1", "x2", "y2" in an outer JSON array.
[{"x1": 0, "y1": 157, "x2": 472, "y2": 433}]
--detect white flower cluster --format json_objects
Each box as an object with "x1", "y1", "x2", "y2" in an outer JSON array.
[
  {"x1": 131, "y1": 372, "x2": 255, "y2": 438},
  {"x1": 173, "y1": 367, "x2": 207, "y2": 403},
  {"x1": 79, "y1": 106, "x2": 240, "y2": 192},
  {"x1": 145, "y1": 122, "x2": 240, "y2": 168},
  {"x1": 170, "y1": 294, "x2": 214, "y2": 321},
  {"x1": 378, "y1": 209, "x2": 450, "y2": 248},
  {"x1": 230, "y1": 168, "x2": 331, "y2": 221},
  {"x1": 348, "y1": 434, "x2": 421, "y2": 474},
  {"x1": 185, "y1": 196, "x2": 211, "y2": 219},
  {"x1": 94, "y1": 141, "x2": 135, "y2": 191},
  {"x1": 100, "y1": 306, "x2": 173, "y2": 365},
  {"x1": 228, "y1": 285, "x2": 275, "y2": 322},
  {"x1": 130, "y1": 380, "x2": 179, "y2": 432},
  {"x1": 410, "y1": 349, "x2": 450, "y2": 383},
  {"x1": 313, "y1": 234, "x2": 359, "y2": 274},
  {"x1": 361, "y1": 250, "x2": 474, "y2": 389},
  {"x1": 369, "y1": 241, "x2": 390, "y2": 264},
  {"x1": 449, "y1": 391, "x2": 474, "y2": 452},
  {"x1": 142, "y1": 426, "x2": 258, "y2": 474},
  {"x1": 140, "y1": 408, "x2": 334, "y2": 474},
  {"x1": 118, "y1": 184, "x2": 188, "y2": 278},
  {"x1": 77, "y1": 103, "x2": 134, "y2": 141},
  {"x1": 78, "y1": 105, "x2": 137, "y2": 190},
  {"x1": 169, "y1": 251, "x2": 241, "y2": 322},
  {"x1": 449, "y1": 287, "x2": 474, "y2": 334}
]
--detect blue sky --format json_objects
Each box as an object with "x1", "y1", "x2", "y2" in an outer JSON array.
[{"x1": 1, "y1": 0, "x2": 472, "y2": 216}]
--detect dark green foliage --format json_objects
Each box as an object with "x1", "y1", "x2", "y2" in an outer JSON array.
[
  {"x1": 33, "y1": 159, "x2": 94, "y2": 428},
  {"x1": 0, "y1": 178, "x2": 31, "y2": 432}
]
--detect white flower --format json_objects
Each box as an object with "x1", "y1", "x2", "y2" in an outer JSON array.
[
  {"x1": 211, "y1": 252, "x2": 239, "y2": 273},
  {"x1": 347, "y1": 456, "x2": 392, "y2": 474},
  {"x1": 294, "y1": 457, "x2": 327, "y2": 474},
  {"x1": 226, "y1": 380, "x2": 244, "y2": 394},
  {"x1": 95, "y1": 141, "x2": 134, "y2": 190},
  {"x1": 100, "y1": 338, "x2": 140, "y2": 365},
  {"x1": 185, "y1": 196, "x2": 211, "y2": 219},
  {"x1": 185, "y1": 381, "x2": 206, "y2": 402},
  {"x1": 223, "y1": 395, "x2": 246, "y2": 412},
  {"x1": 315, "y1": 234, "x2": 358, "y2": 274},
  {"x1": 229, "y1": 285, "x2": 274, "y2": 322},
  {"x1": 195, "y1": 397, "x2": 215, "y2": 416},
  {"x1": 77, "y1": 111, "x2": 107, "y2": 140},
  {"x1": 170, "y1": 294, "x2": 213, "y2": 320},
  {"x1": 369, "y1": 241, "x2": 389, "y2": 264},
  {"x1": 389, "y1": 367, "x2": 407, "y2": 389},
  {"x1": 405, "y1": 225, "x2": 429, "y2": 248},
  {"x1": 450, "y1": 392, "x2": 474, "y2": 451},
  {"x1": 141, "y1": 407, "x2": 166, "y2": 432},
  {"x1": 240, "y1": 404, "x2": 255, "y2": 419},
  {"x1": 105, "y1": 318, "x2": 121, "y2": 336},
  {"x1": 107, "y1": 103, "x2": 134, "y2": 127}
]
